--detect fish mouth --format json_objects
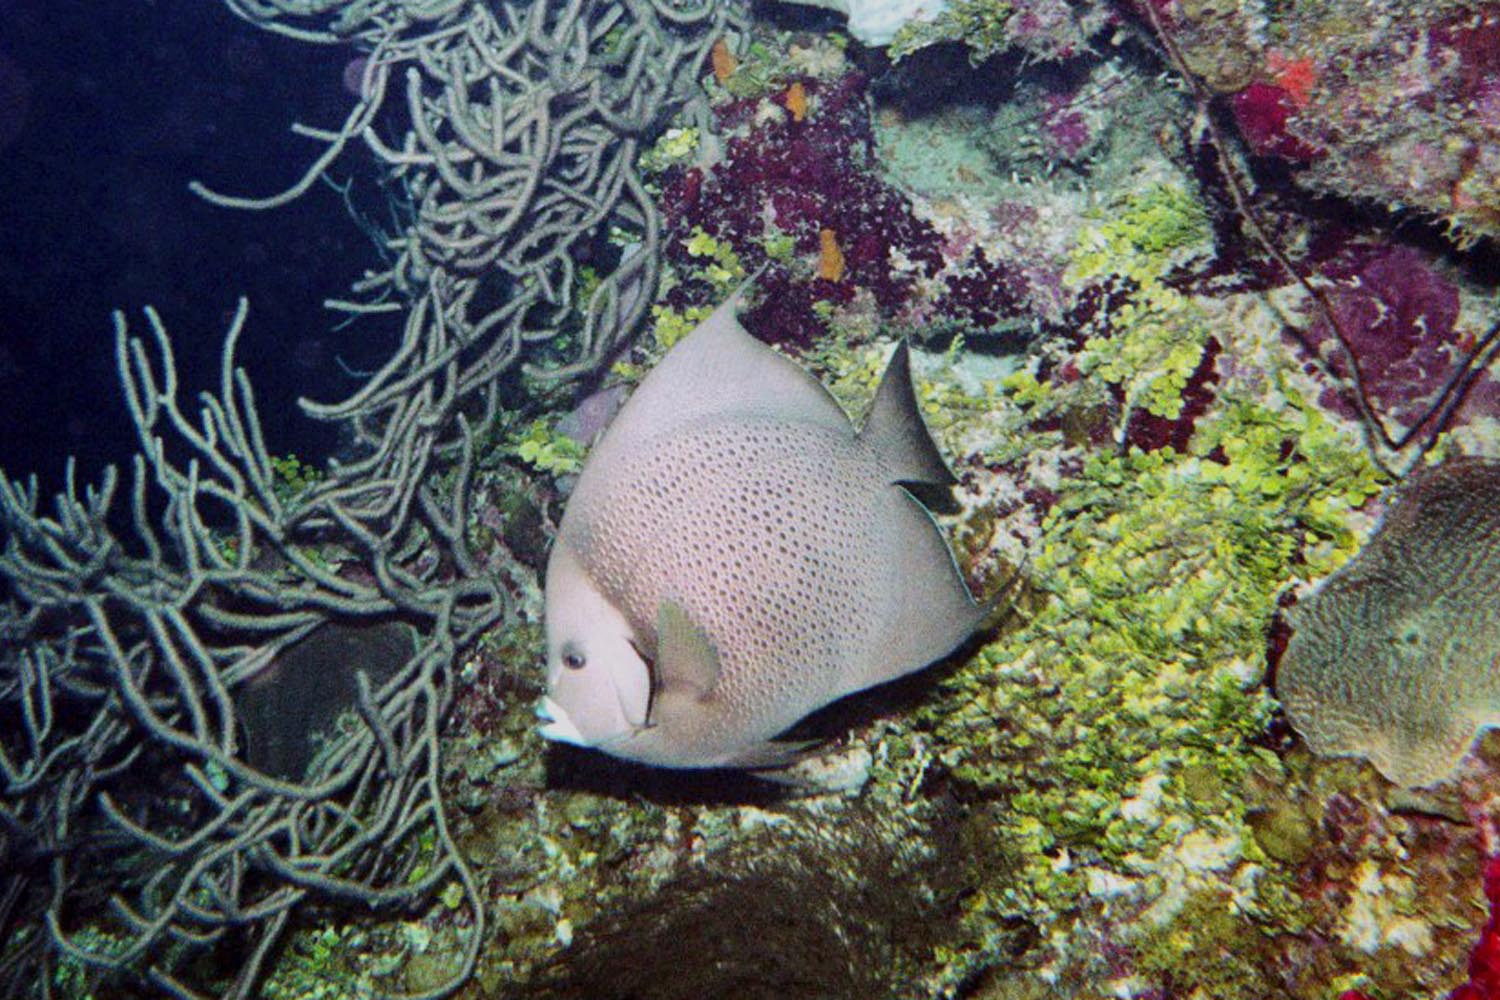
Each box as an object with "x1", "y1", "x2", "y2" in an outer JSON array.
[{"x1": 536, "y1": 696, "x2": 588, "y2": 746}]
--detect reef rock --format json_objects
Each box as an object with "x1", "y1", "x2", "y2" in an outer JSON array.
[{"x1": 773, "y1": 0, "x2": 948, "y2": 47}]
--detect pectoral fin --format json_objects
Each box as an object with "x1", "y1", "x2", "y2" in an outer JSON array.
[{"x1": 654, "y1": 599, "x2": 722, "y2": 706}]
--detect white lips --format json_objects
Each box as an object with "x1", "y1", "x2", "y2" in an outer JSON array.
[{"x1": 536, "y1": 696, "x2": 587, "y2": 746}]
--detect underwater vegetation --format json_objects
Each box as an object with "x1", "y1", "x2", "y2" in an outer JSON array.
[{"x1": 4, "y1": 0, "x2": 1500, "y2": 998}]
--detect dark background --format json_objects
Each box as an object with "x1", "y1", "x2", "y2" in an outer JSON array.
[{"x1": 0, "y1": 0, "x2": 398, "y2": 497}]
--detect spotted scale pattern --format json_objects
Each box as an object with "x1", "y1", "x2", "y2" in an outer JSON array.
[{"x1": 574, "y1": 415, "x2": 887, "y2": 740}]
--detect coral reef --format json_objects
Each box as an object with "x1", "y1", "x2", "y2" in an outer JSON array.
[
  {"x1": 887, "y1": 0, "x2": 1115, "y2": 64},
  {"x1": 1152, "y1": 0, "x2": 1500, "y2": 244},
  {"x1": 1277, "y1": 458, "x2": 1500, "y2": 788},
  {"x1": 434, "y1": 8, "x2": 1500, "y2": 995},
  {"x1": 1301, "y1": 245, "x2": 1468, "y2": 427},
  {"x1": 11, "y1": 1, "x2": 1500, "y2": 999},
  {"x1": 632, "y1": 30, "x2": 1105, "y2": 364},
  {"x1": 427, "y1": 7, "x2": 1500, "y2": 997},
  {"x1": 775, "y1": 0, "x2": 950, "y2": 48},
  {"x1": 526, "y1": 812, "x2": 958, "y2": 999},
  {"x1": 1, "y1": 303, "x2": 497, "y2": 999},
  {"x1": 653, "y1": 54, "x2": 956, "y2": 346},
  {"x1": 1453, "y1": 853, "x2": 1500, "y2": 1000}
]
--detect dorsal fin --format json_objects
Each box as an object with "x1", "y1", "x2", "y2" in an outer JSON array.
[
  {"x1": 857, "y1": 341, "x2": 955, "y2": 486},
  {"x1": 590, "y1": 289, "x2": 851, "y2": 475}
]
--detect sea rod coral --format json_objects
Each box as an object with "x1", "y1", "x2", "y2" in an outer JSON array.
[
  {"x1": 0, "y1": 0, "x2": 737, "y2": 996},
  {"x1": 0, "y1": 298, "x2": 508, "y2": 999},
  {"x1": 209, "y1": 0, "x2": 736, "y2": 389}
]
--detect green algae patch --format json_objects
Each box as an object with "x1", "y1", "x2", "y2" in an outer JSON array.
[
  {"x1": 1132, "y1": 888, "x2": 1270, "y2": 996},
  {"x1": 1069, "y1": 182, "x2": 1219, "y2": 425},
  {"x1": 506, "y1": 418, "x2": 588, "y2": 477},
  {"x1": 896, "y1": 375, "x2": 1389, "y2": 989},
  {"x1": 1071, "y1": 182, "x2": 1213, "y2": 274},
  {"x1": 889, "y1": 0, "x2": 1015, "y2": 63}
]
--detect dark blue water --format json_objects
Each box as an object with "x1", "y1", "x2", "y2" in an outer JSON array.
[{"x1": 0, "y1": 0, "x2": 390, "y2": 498}]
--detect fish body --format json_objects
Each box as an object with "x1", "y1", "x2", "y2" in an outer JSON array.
[{"x1": 540, "y1": 294, "x2": 982, "y2": 768}]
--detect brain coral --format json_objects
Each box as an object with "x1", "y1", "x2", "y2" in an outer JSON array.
[{"x1": 1277, "y1": 458, "x2": 1500, "y2": 788}]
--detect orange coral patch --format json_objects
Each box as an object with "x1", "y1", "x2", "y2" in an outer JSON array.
[
  {"x1": 710, "y1": 38, "x2": 737, "y2": 84},
  {"x1": 818, "y1": 228, "x2": 845, "y2": 282},
  {"x1": 1266, "y1": 50, "x2": 1318, "y2": 107},
  {"x1": 785, "y1": 81, "x2": 808, "y2": 123}
]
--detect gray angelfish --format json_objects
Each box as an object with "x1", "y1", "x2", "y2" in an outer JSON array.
[{"x1": 539, "y1": 291, "x2": 984, "y2": 768}]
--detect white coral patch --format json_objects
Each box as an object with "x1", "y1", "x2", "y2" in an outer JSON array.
[
  {"x1": 1118, "y1": 772, "x2": 1169, "y2": 826},
  {"x1": 776, "y1": 0, "x2": 951, "y2": 46},
  {"x1": 1140, "y1": 829, "x2": 1245, "y2": 927},
  {"x1": 1338, "y1": 859, "x2": 1433, "y2": 956}
]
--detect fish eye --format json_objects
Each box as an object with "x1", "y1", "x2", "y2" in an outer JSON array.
[{"x1": 563, "y1": 649, "x2": 587, "y2": 671}]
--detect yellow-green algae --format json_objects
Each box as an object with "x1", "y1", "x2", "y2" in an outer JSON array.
[
  {"x1": 850, "y1": 173, "x2": 1394, "y2": 993},
  {"x1": 901, "y1": 420, "x2": 1379, "y2": 990},
  {"x1": 889, "y1": 0, "x2": 1015, "y2": 63},
  {"x1": 505, "y1": 418, "x2": 587, "y2": 477},
  {"x1": 1069, "y1": 182, "x2": 1217, "y2": 426}
]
